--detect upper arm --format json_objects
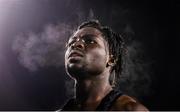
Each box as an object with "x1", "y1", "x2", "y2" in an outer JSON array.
[
  {"x1": 125, "y1": 101, "x2": 149, "y2": 111},
  {"x1": 110, "y1": 95, "x2": 149, "y2": 111}
]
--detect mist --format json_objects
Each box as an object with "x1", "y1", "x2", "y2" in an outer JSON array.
[{"x1": 12, "y1": 23, "x2": 74, "y2": 71}]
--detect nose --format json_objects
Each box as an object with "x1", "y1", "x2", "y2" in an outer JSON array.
[{"x1": 71, "y1": 40, "x2": 85, "y2": 50}]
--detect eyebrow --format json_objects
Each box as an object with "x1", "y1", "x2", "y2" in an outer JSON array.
[
  {"x1": 81, "y1": 34, "x2": 97, "y2": 38},
  {"x1": 71, "y1": 34, "x2": 99, "y2": 39}
]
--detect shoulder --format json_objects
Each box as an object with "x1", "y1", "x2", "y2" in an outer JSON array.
[{"x1": 110, "y1": 94, "x2": 149, "y2": 111}]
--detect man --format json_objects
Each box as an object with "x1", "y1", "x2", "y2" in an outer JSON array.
[{"x1": 61, "y1": 20, "x2": 149, "y2": 111}]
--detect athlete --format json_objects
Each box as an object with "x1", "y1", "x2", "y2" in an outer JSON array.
[{"x1": 61, "y1": 20, "x2": 149, "y2": 111}]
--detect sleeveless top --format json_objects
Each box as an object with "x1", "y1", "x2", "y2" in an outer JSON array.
[{"x1": 60, "y1": 89, "x2": 123, "y2": 111}]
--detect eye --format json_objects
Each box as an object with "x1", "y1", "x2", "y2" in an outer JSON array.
[
  {"x1": 65, "y1": 40, "x2": 74, "y2": 48},
  {"x1": 83, "y1": 38, "x2": 96, "y2": 44},
  {"x1": 65, "y1": 42, "x2": 69, "y2": 48}
]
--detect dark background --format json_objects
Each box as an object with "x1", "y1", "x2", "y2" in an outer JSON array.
[{"x1": 0, "y1": 0, "x2": 179, "y2": 110}]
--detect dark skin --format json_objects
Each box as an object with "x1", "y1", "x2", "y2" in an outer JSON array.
[{"x1": 65, "y1": 27, "x2": 149, "y2": 111}]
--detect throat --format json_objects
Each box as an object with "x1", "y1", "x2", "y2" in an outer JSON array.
[{"x1": 75, "y1": 79, "x2": 112, "y2": 110}]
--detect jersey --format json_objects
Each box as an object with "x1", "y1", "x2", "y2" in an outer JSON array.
[{"x1": 60, "y1": 89, "x2": 123, "y2": 111}]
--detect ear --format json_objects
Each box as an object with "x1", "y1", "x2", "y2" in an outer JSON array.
[{"x1": 107, "y1": 55, "x2": 116, "y2": 67}]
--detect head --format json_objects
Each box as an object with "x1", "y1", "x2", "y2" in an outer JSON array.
[{"x1": 65, "y1": 20, "x2": 125, "y2": 86}]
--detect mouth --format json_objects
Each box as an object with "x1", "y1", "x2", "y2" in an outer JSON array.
[{"x1": 68, "y1": 51, "x2": 84, "y2": 58}]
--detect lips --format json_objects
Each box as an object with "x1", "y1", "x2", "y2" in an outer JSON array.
[{"x1": 68, "y1": 51, "x2": 83, "y2": 58}]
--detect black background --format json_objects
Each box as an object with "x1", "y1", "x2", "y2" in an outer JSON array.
[{"x1": 0, "y1": 0, "x2": 179, "y2": 110}]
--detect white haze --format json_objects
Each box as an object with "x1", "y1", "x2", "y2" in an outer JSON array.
[{"x1": 12, "y1": 23, "x2": 74, "y2": 71}]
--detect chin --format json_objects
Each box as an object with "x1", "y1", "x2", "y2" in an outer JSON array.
[
  {"x1": 68, "y1": 62, "x2": 83, "y2": 69},
  {"x1": 67, "y1": 63, "x2": 83, "y2": 73},
  {"x1": 66, "y1": 64, "x2": 88, "y2": 79}
]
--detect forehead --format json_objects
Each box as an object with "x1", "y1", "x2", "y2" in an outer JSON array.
[{"x1": 71, "y1": 27, "x2": 103, "y2": 39}]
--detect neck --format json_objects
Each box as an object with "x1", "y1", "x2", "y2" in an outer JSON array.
[{"x1": 75, "y1": 69, "x2": 112, "y2": 110}]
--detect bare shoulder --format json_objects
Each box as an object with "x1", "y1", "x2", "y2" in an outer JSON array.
[{"x1": 110, "y1": 94, "x2": 149, "y2": 111}]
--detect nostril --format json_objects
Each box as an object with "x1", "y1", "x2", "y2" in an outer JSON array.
[{"x1": 76, "y1": 44, "x2": 83, "y2": 49}]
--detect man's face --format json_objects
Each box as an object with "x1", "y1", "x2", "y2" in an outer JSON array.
[{"x1": 65, "y1": 27, "x2": 110, "y2": 79}]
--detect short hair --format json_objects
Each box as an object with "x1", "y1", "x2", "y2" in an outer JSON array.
[{"x1": 78, "y1": 20, "x2": 125, "y2": 87}]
